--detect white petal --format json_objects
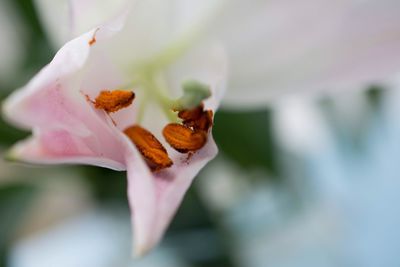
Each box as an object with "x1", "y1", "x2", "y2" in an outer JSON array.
[
  {"x1": 106, "y1": 0, "x2": 225, "y2": 69},
  {"x1": 34, "y1": 0, "x2": 130, "y2": 47},
  {"x1": 166, "y1": 41, "x2": 228, "y2": 110},
  {"x1": 216, "y1": 0, "x2": 400, "y2": 108}
]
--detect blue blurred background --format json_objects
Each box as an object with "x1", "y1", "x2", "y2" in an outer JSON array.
[{"x1": 1, "y1": 1, "x2": 400, "y2": 267}]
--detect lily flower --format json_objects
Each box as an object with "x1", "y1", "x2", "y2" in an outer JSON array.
[
  {"x1": 4, "y1": 0, "x2": 400, "y2": 256},
  {"x1": 3, "y1": 1, "x2": 227, "y2": 255}
]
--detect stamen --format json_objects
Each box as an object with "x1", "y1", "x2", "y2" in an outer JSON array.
[
  {"x1": 124, "y1": 125, "x2": 173, "y2": 172},
  {"x1": 94, "y1": 90, "x2": 135, "y2": 113},
  {"x1": 162, "y1": 123, "x2": 207, "y2": 153}
]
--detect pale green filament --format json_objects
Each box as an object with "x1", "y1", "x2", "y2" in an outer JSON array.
[
  {"x1": 142, "y1": 74, "x2": 177, "y2": 122},
  {"x1": 121, "y1": 71, "x2": 211, "y2": 123}
]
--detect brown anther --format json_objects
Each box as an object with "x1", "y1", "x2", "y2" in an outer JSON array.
[
  {"x1": 191, "y1": 110, "x2": 213, "y2": 132},
  {"x1": 124, "y1": 125, "x2": 173, "y2": 172},
  {"x1": 163, "y1": 123, "x2": 207, "y2": 153},
  {"x1": 89, "y1": 36, "x2": 96, "y2": 46},
  {"x1": 94, "y1": 90, "x2": 135, "y2": 113},
  {"x1": 178, "y1": 105, "x2": 213, "y2": 132}
]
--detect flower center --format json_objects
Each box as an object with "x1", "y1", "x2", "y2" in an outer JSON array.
[
  {"x1": 87, "y1": 32, "x2": 215, "y2": 171},
  {"x1": 88, "y1": 83, "x2": 213, "y2": 172}
]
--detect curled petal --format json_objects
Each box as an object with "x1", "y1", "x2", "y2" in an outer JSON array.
[
  {"x1": 8, "y1": 130, "x2": 125, "y2": 170},
  {"x1": 126, "y1": 136, "x2": 218, "y2": 255},
  {"x1": 3, "y1": 16, "x2": 128, "y2": 169}
]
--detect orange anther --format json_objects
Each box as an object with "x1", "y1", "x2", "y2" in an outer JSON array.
[
  {"x1": 177, "y1": 105, "x2": 203, "y2": 121},
  {"x1": 163, "y1": 123, "x2": 207, "y2": 153},
  {"x1": 94, "y1": 90, "x2": 135, "y2": 113},
  {"x1": 191, "y1": 110, "x2": 213, "y2": 132},
  {"x1": 124, "y1": 125, "x2": 173, "y2": 172},
  {"x1": 178, "y1": 105, "x2": 213, "y2": 132}
]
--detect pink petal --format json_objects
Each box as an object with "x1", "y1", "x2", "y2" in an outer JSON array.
[
  {"x1": 126, "y1": 137, "x2": 218, "y2": 256},
  {"x1": 9, "y1": 130, "x2": 125, "y2": 170},
  {"x1": 126, "y1": 43, "x2": 227, "y2": 255},
  {"x1": 3, "y1": 16, "x2": 128, "y2": 169}
]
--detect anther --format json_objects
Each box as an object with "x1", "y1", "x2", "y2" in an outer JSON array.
[
  {"x1": 94, "y1": 90, "x2": 135, "y2": 113},
  {"x1": 163, "y1": 123, "x2": 207, "y2": 153},
  {"x1": 177, "y1": 105, "x2": 203, "y2": 121},
  {"x1": 178, "y1": 105, "x2": 213, "y2": 132},
  {"x1": 124, "y1": 125, "x2": 173, "y2": 172}
]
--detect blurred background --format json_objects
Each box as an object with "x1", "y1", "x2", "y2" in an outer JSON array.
[{"x1": 1, "y1": 1, "x2": 400, "y2": 267}]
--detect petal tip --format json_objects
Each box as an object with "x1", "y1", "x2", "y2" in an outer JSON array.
[
  {"x1": 133, "y1": 242, "x2": 153, "y2": 258},
  {"x1": 132, "y1": 228, "x2": 162, "y2": 258},
  {"x1": 1, "y1": 98, "x2": 13, "y2": 121},
  {"x1": 4, "y1": 147, "x2": 20, "y2": 162},
  {"x1": 1, "y1": 89, "x2": 27, "y2": 129}
]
